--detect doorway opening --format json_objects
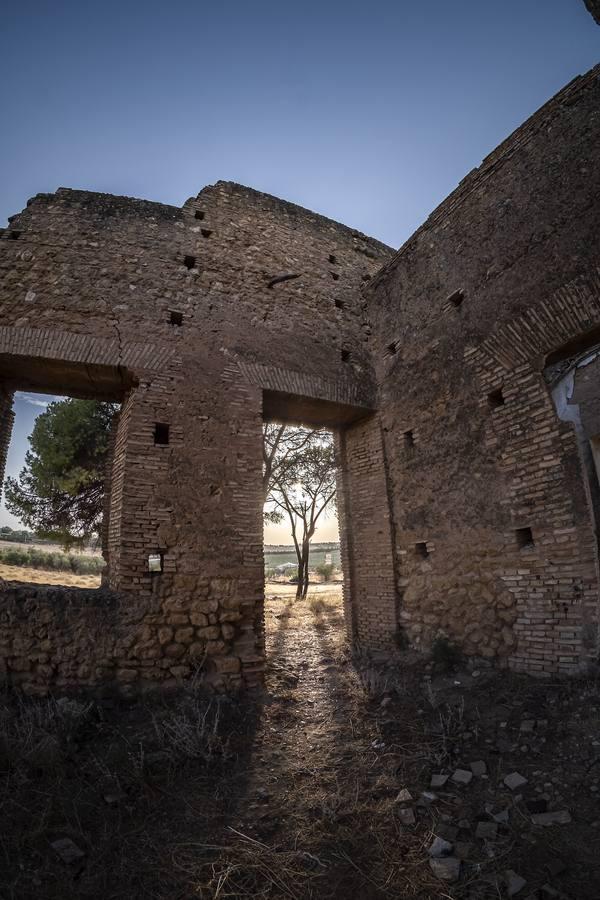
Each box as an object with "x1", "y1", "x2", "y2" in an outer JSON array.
[
  {"x1": 260, "y1": 388, "x2": 355, "y2": 680},
  {"x1": 261, "y1": 417, "x2": 349, "y2": 702}
]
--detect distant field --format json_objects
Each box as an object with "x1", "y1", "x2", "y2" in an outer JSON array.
[
  {"x1": 265, "y1": 581, "x2": 342, "y2": 599},
  {"x1": 264, "y1": 548, "x2": 341, "y2": 569},
  {"x1": 0, "y1": 539, "x2": 101, "y2": 556},
  {"x1": 0, "y1": 564, "x2": 101, "y2": 589},
  {"x1": 0, "y1": 567, "x2": 342, "y2": 593}
]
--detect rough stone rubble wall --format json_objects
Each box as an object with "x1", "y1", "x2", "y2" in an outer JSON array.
[
  {"x1": 0, "y1": 181, "x2": 391, "y2": 693},
  {"x1": 365, "y1": 67, "x2": 600, "y2": 674}
]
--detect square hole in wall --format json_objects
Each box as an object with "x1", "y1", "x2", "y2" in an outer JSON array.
[
  {"x1": 415, "y1": 541, "x2": 429, "y2": 558},
  {"x1": 154, "y1": 422, "x2": 170, "y2": 445},
  {"x1": 334, "y1": 298, "x2": 345, "y2": 309},
  {"x1": 148, "y1": 553, "x2": 164, "y2": 574},
  {"x1": 516, "y1": 527, "x2": 534, "y2": 550},
  {"x1": 404, "y1": 430, "x2": 415, "y2": 449},
  {"x1": 488, "y1": 388, "x2": 505, "y2": 408},
  {"x1": 341, "y1": 349, "x2": 350, "y2": 362},
  {"x1": 329, "y1": 254, "x2": 337, "y2": 264},
  {"x1": 10, "y1": 231, "x2": 21, "y2": 240},
  {"x1": 169, "y1": 310, "x2": 183, "y2": 326},
  {"x1": 194, "y1": 210, "x2": 205, "y2": 220},
  {"x1": 331, "y1": 272, "x2": 340, "y2": 281},
  {"x1": 201, "y1": 228, "x2": 212, "y2": 238},
  {"x1": 183, "y1": 255, "x2": 196, "y2": 270},
  {"x1": 448, "y1": 289, "x2": 464, "y2": 309}
]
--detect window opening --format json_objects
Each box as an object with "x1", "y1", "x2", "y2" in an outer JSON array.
[
  {"x1": 488, "y1": 388, "x2": 505, "y2": 408},
  {"x1": 516, "y1": 527, "x2": 534, "y2": 550},
  {"x1": 154, "y1": 423, "x2": 170, "y2": 445},
  {"x1": 148, "y1": 552, "x2": 164, "y2": 574},
  {"x1": 448, "y1": 289, "x2": 464, "y2": 309}
]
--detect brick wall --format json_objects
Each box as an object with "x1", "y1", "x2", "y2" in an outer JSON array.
[
  {"x1": 0, "y1": 180, "x2": 393, "y2": 692},
  {"x1": 336, "y1": 416, "x2": 398, "y2": 652},
  {"x1": 365, "y1": 66, "x2": 600, "y2": 675}
]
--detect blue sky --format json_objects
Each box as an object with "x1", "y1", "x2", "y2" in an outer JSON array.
[
  {"x1": 0, "y1": 1, "x2": 597, "y2": 245},
  {"x1": 0, "y1": 2, "x2": 597, "y2": 539},
  {"x1": 1, "y1": 394, "x2": 63, "y2": 530}
]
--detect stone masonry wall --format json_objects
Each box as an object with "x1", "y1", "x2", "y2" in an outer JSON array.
[
  {"x1": 1, "y1": 65, "x2": 600, "y2": 690},
  {"x1": 365, "y1": 66, "x2": 600, "y2": 674}
]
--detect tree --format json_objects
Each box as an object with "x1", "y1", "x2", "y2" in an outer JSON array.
[
  {"x1": 263, "y1": 424, "x2": 316, "y2": 504},
  {"x1": 4, "y1": 398, "x2": 118, "y2": 548},
  {"x1": 264, "y1": 425, "x2": 337, "y2": 600}
]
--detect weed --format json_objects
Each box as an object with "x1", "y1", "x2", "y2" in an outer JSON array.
[
  {"x1": 0, "y1": 694, "x2": 93, "y2": 774},
  {"x1": 152, "y1": 694, "x2": 231, "y2": 764},
  {"x1": 431, "y1": 635, "x2": 463, "y2": 673},
  {"x1": 356, "y1": 664, "x2": 390, "y2": 698}
]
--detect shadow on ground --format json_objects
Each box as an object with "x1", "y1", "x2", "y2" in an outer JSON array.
[{"x1": 2, "y1": 587, "x2": 600, "y2": 898}]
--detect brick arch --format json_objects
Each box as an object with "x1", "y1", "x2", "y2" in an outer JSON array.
[
  {"x1": 464, "y1": 271, "x2": 600, "y2": 378},
  {"x1": 461, "y1": 271, "x2": 600, "y2": 672},
  {"x1": 0, "y1": 325, "x2": 174, "y2": 374}
]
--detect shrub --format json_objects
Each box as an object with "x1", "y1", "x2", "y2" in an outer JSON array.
[
  {"x1": 0, "y1": 545, "x2": 105, "y2": 575},
  {"x1": 315, "y1": 562, "x2": 335, "y2": 582}
]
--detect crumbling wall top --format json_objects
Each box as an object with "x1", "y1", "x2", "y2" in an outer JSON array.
[{"x1": 370, "y1": 64, "x2": 600, "y2": 290}]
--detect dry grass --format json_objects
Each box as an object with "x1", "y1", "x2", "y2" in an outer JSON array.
[
  {"x1": 1, "y1": 588, "x2": 599, "y2": 898},
  {"x1": 0, "y1": 563, "x2": 101, "y2": 588}
]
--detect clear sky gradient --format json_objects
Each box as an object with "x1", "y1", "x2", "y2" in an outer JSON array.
[
  {"x1": 1, "y1": 1, "x2": 597, "y2": 244},
  {"x1": 0, "y1": 1, "x2": 597, "y2": 540}
]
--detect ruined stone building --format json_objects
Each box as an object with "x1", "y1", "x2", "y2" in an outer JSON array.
[{"x1": 0, "y1": 61, "x2": 599, "y2": 692}]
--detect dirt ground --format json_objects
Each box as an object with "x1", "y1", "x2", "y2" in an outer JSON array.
[{"x1": 1, "y1": 587, "x2": 600, "y2": 898}]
